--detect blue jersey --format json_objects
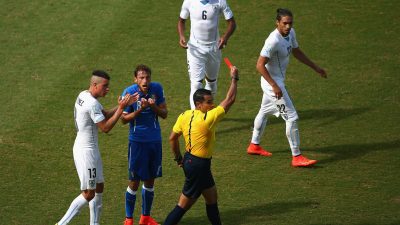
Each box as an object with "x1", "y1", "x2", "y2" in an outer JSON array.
[{"x1": 122, "y1": 82, "x2": 165, "y2": 142}]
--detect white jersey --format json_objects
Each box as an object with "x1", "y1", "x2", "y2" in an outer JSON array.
[
  {"x1": 260, "y1": 28, "x2": 299, "y2": 87},
  {"x1": 180, "y1": 0, "x2": 233, "y2": 44},
  {"x1": 73, "y1": 90, "x2": 105, "y2": 150}
]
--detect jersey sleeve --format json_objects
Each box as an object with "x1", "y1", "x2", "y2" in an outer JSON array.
[
  {"x1": 172, "y1": 113, "x2": 184, "y2": 134},
  {"x1": 291, "y1": 28, "x2": 299, "y2": 48},
  {"x1": 205, "y1": 106, "x2": 225, "y2": 129},
  {"x1": 179, "y1": 0, "x2": 190, "y2": 19},
  {"x1": 155, "y1": 83, "x2": 166, "y2": 105},
  {"x1": 90, "y1": 101, "x2": 105, "y2": 124},
  {"x1": 260, "y1": 38, "x2": 276, "y2": 58},
  {"x1": 220, "y1": 0, "x2": 234, "y2": 20}
]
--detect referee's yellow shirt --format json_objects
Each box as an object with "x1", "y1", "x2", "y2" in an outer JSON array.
[{"x1": 172, "y1": 106, "x2": 226, "y2": 159}]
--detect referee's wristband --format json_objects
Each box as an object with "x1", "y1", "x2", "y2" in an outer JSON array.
[{"x1": 232, "y1": 76, "x2": 239, "y2": 81}]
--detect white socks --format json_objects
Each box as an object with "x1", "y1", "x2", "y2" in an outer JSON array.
[
  {"x1": 89, "y1": 192, "x2": 103, "y2": 225},
  {"x1": 57, "y1": 194, "x2": 88, "y2": 225},
  {"x1": 286, "y1": 120, "x2": 301, "y2": 156},
  {"x1": 251, "y1": 111, "x2": 268, "y2": 144},
  {"x1": 251, "y1": 112, "x2": 301, "y2": 156},
  {"x1": 190, "y1": 81, "x2": 203, "y2": 109},
  {"x1": 205, "y1": 80, "x2": 217, "y2": 97}
]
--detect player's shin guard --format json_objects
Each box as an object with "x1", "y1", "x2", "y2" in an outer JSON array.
[
  {"x1": 163, "y1": 205, "x2": 187, "y2": 225},
  {"x1": 205, "y1": 79, "x2": 217, "y2": 97},
  {"x1": 58, "y1": 194, "x2": 88, "y2": 225},
  {"x1": 286, "y1": 120, "x2": 301, "y2": 156},
  {"x1": 142, "y1": 185, "x2": 154, "y2": 216},
  {"x1": 125, "y1": 187, "x2": 137, "y2": 218},
  {"x1": 190, "y1": 81, "x2": 203, "y2": 109},
  {"x1": 206, "y1": 203, "x2": 222, "y2": 225},
  {"x1": 251, "y1": 111, "x2": 268, "y2": 144},
  {"x1": 89, "y1": 192, "x2": 102, "y2": 225}
]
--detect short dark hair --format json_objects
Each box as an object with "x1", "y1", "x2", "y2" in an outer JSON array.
[
  {"x1": 92, "y1": 70, "x2": 110, "y2": 80},
  {"x1": 276, "y1": 8, "x2": 293, "y2": 21},
  {"x1": 134, "y1": 64, "x2": 151, "y2": 77},
  {"x1": 193, "y1": 89, "x2": 212, "y2": 105}
]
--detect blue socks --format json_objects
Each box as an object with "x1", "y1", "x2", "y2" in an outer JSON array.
[
  {"x1": 125, "y1": 187, "x2": 137, "y2": 218},
  {"x1": 141, "y1": 185, "x2": 154, "y2": 216}
]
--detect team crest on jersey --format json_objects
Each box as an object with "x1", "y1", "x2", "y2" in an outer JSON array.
[{"x1": 78, "y1": 98, "x2": 84, "y2": 106}]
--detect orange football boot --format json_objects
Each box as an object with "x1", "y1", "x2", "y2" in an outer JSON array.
[
  {"x1": 291, "y1": 155, "x2": 317, "y2": 167},
  {"x1": 139, "y1": 215, "x2": 160, "y2": 225},
  {"x1": 124, "y1": 218, "x2": 134, "y2": 225},
  {"x1": 247, "y1": 143, "x2": 272, "y2": 156}
]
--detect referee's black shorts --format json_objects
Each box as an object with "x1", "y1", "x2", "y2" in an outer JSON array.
[{"x1": 182, "y1": 152, "x2": 215, "y2": 199}]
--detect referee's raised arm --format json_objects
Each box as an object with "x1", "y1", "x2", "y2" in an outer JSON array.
[{"x1": 219, "y1": 66, "x2": 239, "y2": 113}]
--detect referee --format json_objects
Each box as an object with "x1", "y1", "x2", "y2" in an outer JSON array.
[{"x1": 163, "y1": 66, "x2": 239, "y2": 225}]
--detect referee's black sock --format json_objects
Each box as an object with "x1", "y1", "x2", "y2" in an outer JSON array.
[
  {"x1": 206, "y1": 203, "x2": 222, "y2": 225},
  {"x1": 163, "y1": 205, "x2": 186, "y2": 225}
]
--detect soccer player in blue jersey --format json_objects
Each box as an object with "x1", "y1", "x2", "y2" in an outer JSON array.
[{"x1": 121, "y1": 65, "x2": 168, "y2": 225}]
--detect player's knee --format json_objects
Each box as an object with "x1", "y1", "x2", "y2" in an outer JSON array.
[
  {"x1": 205, "y1": 79, "x2": 217, "y2": 95},
  {"x1": 83, "y1": 190, "x2": 96, "y2": 201},
  {"x1": 128, "y1": 180, "x2": 140, "y2": 191},
  {"x1": 95, "y1": 183, "x2": 104, "y2": 193}
]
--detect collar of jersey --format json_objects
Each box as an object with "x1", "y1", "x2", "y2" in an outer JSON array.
[{"x1": 200, "y1": 0, "x2": 209, "y2": 5}]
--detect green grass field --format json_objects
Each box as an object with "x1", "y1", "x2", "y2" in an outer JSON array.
[{"x1": 1, "y1": 0, "x2": 399, "y2": 224}]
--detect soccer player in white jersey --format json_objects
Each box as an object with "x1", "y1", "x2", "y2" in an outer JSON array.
[
  {"x1": 55, "y1": 70, "x2": 136, "y2": 225},
  {"x1": 178, "y1": 0, "x2": 236, "y2": 109},
  {"x1": 247, "y1": 8, "x2": 327, "y2": 167}
]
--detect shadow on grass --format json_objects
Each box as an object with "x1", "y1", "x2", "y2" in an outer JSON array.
[
  {"x1": 173, "y1": 200, "x2": 317, "y2": 225},
  {"x1": 217, "y1": 107, "x2": 370, "y2": 135},
  {"x1": 314, "y1": 139, "x2": 400, "y2": 165}
]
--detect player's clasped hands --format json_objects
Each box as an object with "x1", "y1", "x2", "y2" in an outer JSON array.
[{"x1": 140, "y1": 97, "x2": 155, "y2": 108}]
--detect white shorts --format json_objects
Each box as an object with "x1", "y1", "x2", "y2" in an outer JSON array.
[
  {"x1": 259, "y1": 77, "x2": 299, "y2": 122},
  {"x1": 187, "y1": 40, "x2": 221, "y2": 83},
  {"x1": 73, "y1": 145, "x2": 104, "y2": 190}
]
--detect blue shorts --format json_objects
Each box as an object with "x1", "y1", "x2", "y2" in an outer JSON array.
[
  {"x1": 128, "y1": 141, "x2": 162, "y2": 181},
  {"x1": 182, "y1": 152, "x2": 215, "y2": 199}
]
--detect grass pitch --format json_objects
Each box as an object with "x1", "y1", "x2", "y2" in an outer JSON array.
[{"x1": 1, "y1": 0, "x2": 399, "y2": 224}]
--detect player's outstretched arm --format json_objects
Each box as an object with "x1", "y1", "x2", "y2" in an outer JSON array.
[
  {"x1": 98, "y1": 94, "x2": 133, "y2": 133},
  {"x1": 219, "y1": 66, "x2": 239, "y2": 113},
  {"x1": 292, "y1": 48, "x2": 327, "y2": 78}
]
